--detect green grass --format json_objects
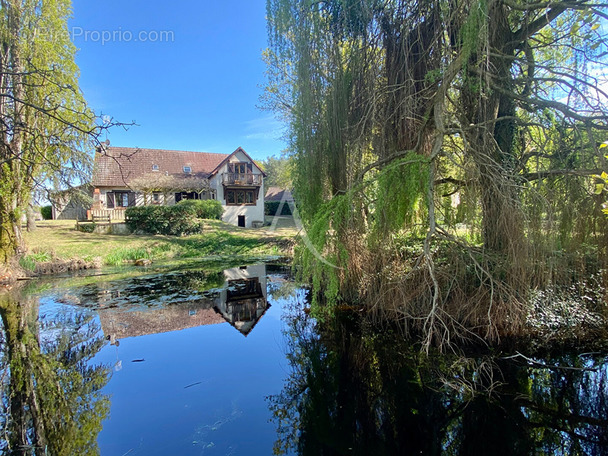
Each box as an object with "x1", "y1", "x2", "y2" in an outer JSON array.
[
  {"x1": 23, "y1": 219, "x2": 295, "y2": 269},
  {"x1": 19, "y1": 251, "x2": 53, "y2": 271}
]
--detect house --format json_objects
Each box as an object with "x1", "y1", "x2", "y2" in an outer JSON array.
[
  {"x1": 91, "y1": 144, "x2": 266, "y2": 228},
  {"x1": 213, "y1": 264, "x2": 270, "y2": 336},
  {"x1": 50, "y1": 185, "x2": 93, "y2": 220},
  {"x1": 97, "y1": 264, "x2": 270, "y2": 342}
]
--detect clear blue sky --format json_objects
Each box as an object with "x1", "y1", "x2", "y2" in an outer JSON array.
[{"x1": 69, "y1": 0, "x2": 286, "y2": 161}]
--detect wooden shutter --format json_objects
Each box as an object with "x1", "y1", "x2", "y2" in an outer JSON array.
[
  {"x1": 247, "y1": 163, "x2": 253, "y2": 173},
  {"x1": 128, "y1": 192, "x2": 136, "y2": 206},
  {"x1": 175, "y1": 192, "x2": 182, "y2": 203},
  {"x1": 106, "y1": 192, "x2": 115, "y2": 208}
]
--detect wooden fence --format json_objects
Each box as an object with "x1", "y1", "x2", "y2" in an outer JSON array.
[{"x1": 88, "y1": 208, "x2": 126, "y2": 221}]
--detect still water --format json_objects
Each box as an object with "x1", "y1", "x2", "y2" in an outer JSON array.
[{"x1": 0, "y1": 261, "x2": 607, "y2": 455}]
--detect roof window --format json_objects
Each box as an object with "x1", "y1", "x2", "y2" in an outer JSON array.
[
  {"x1": 183, "y1": 166, "x2": 192, "y2": 173},
  {"x1": 152, "y1": 164, "x2": 159, "y2": 171}
]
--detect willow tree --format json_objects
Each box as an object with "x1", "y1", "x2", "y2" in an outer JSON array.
[
  {"x1": 0, "y1": 290, "x2": 110, "y2": 454},
  {"x1": 0, "y1": 0, "x2": 97, "y2": 269},
  {"x1": 266, "y1": 0, "x2": 608, "y2": 348}
]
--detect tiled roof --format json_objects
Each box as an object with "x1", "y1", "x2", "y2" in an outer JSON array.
[
  {"x1": 92, "y1": 146, "x2": 230, "y2": 187},
  {"x1": 265, "y1": 186, "x2": 294, "y2": 201},
  {"x1": 98, "y1": 300, "x2": 225, "y2": 341}
]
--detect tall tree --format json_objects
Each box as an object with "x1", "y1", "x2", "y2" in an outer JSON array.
[
  {"x1": 265, "y1": 0, "x2": 608, "y2": 348},
  {"x1": 261, "y1": 154, "x2": 293, "y2": 189},
  {"x1": 0, "y1": 289, "x2": 111, "y2": 455},
  {"x1": 0, "y1": 0, "x2": 98, "y2": 269}
]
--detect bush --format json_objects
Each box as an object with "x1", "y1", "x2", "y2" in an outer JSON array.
[
  {"x1": 265, "y1": 201, "x2": 292, "y2": 216},
  {"x1": 41, "y1": 205, "x2": 53, "y2": 220},
  {"x1": 176, "y1": 199, "x2": 223, "y2": 220},
  {"x1": 125, "y1": 205, "x2": 203, "y2": 235}
]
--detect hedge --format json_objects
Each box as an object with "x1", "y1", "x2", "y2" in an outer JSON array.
[
  {"x1": 176, "y1": 199, "x2": 223, "y2": 219},
  {"x1": 264, "y1": 200, "x2": 292, "y2": 216},
  {"x1": 125, "y1": 205, "x2": 203, "y2": 235},
  {"x1": 41, "y1": 205, "x2": 53, "y2": 220}
]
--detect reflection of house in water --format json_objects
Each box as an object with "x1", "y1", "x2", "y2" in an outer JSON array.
[
  {"x1": 214, "y1": 264, "x2": 269, "y2": 336},
  {"x1": 98, "y1": 264, "x2": 269, "y2": 343}
]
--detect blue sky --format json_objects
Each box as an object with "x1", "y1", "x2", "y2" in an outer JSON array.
[{"x1": 70, "y1": 0, "x2": 286, "y2": 161}]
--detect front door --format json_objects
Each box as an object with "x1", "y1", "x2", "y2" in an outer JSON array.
[{"x1": 238, "y1": 215, "x2": 246, "y2": 227}]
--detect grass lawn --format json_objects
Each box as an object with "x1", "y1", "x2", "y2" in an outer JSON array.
[{"x1": 22, "y1": 217, "x2": 297, "y2": 269}]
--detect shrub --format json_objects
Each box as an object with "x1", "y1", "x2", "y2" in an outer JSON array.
[
  {"x1": 19, "y1": 251, "x2": 53, "y2": 271},
  {"x1": 265, "y1": 201, "x2": 292, "y2": 216},
  {"x1": 41, "y1": 205, "x2": 53, "y2": 220},
  {"x1": 177, "y1": 199, "x2": 223, "y2": 220},
  {"x1": 125, "y1": 205, "x2": 203, "y2": 235},
  {"x1": 77, "y1": 223, "x2": 96, "y2": 233}
]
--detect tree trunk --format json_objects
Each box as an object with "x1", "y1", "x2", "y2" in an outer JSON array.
[
  {"x1": 0, "y1": 1, "x2": 26, "y2": 265},
  {"x1": 461, "y1": 1, "x2": 526, "y2": 262},
  {"x1": 26, "y1": 203, "x2": 37, "y2": 232}
]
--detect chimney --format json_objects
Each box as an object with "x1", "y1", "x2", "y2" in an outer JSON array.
[{"x1": 96, "y1": 139, "x2": 110, "y2": 154}]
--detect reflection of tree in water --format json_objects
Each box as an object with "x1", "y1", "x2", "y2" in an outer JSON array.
[
  {"x1": 0, "y1": 290, "x2": 111, "y2": 455},
  {"x1": 74, "y1": 269, "x2": 227, "y2": 308},
  {"x1": 270, "y1": 305, "x2": 608, "y2": 455}
]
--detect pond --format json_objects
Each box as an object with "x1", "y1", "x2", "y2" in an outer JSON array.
[{"x1": 0, "y1": 261, "x2": 607, "y2": 455}]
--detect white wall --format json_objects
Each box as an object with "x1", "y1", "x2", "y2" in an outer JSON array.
[{"x1": 212, "y1": 151, "x2": 265, "y2": 228}]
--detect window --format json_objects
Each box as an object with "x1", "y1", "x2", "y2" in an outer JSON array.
[
  {"x1": 175, "y1": 191, "x2": 200, "y2": 202},
  {"x1": 229, "y1": 162, "x2": 249, "y2": 174},
  {"x1": 183, "y1": 166, "x2": 191, "y2": 173},
  {"x1": 225, "y1": 189, "x2": 256, "y2": 205},
  {"x1": 107, "y1": 191, "x2": 135, "y2": 208},
  {"x1": 152, "y1": 164, "x2": 159, "y2": 171},
  {"x1": 119, "y1": 193, "x2": 129, "y2": 207},
  {"x1": 152, "y1": 193, "x2": 161, "y2": 204}
]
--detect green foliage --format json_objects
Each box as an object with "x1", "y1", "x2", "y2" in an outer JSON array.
[
  {"x1": 295, "y1": 193, "x2": 355, "y2": 313},
  {"x1": 460, "y1": 0, "x2": 488, "y2": 62},
  {"x1": 0, "y1": 295, "x2": 111, "y2": 454},
  {"x1": 105, "y1": 247, "x2": 153, "y2": 266},
  {"x1": 265, "y1": 200, "x2": 293, "y2": 216},
  {"x1": 264, "y1": 0, "x2": 608, "y2": 347},
  {"x1": 176, "y1": 199, "x2": 223, "y2": 220},
  {"x1": 262, "y1": 154, "x2": 294, "y2": 188},
  {"x1": 77, "y1": 223, "x2": 96, "y2": 233},
  {"x1": 125, "y1": 205, "x2": 204, "y2": 236},
  {"x1": 373, "y1": 153, "x2": 430, "y2": 235},
  {"x1": 0, "y1": 0, "x2": 96, "y2": 263},
  {"x1": 18, "y1": 251, "x2": 53, "y2": 271},
  {"x1": 41, "y1": 205, "x2": 53, "y2": 220}
]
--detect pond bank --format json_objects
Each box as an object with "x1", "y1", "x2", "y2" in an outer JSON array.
[{"x1": 2, "y1": 219, "x2": 297, "y2": 285}]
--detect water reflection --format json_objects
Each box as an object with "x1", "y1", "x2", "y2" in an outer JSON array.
[
  {"x1": 2, "y1": 264, "x2": 606, "y2": 455},
  {"x1": 87, "y1": 264, "x2": 270, "y2": 343},
  {"x1": 270, "y1": 305, "x2": 608, "y2": 455},
  {"x1": 215, "y1": 264, "x2": 269, "y2": 336},
  {"x1": 0, "y1": 286, "x2": 110, "y2": 455}
]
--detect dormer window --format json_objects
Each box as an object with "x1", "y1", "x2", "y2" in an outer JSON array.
[
  {"x1": 183, "y1": 166, "x2": 191, "y2": 173},
  {"x1": 152, "y1": 164, "x2": 159, "y2": 171}
]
